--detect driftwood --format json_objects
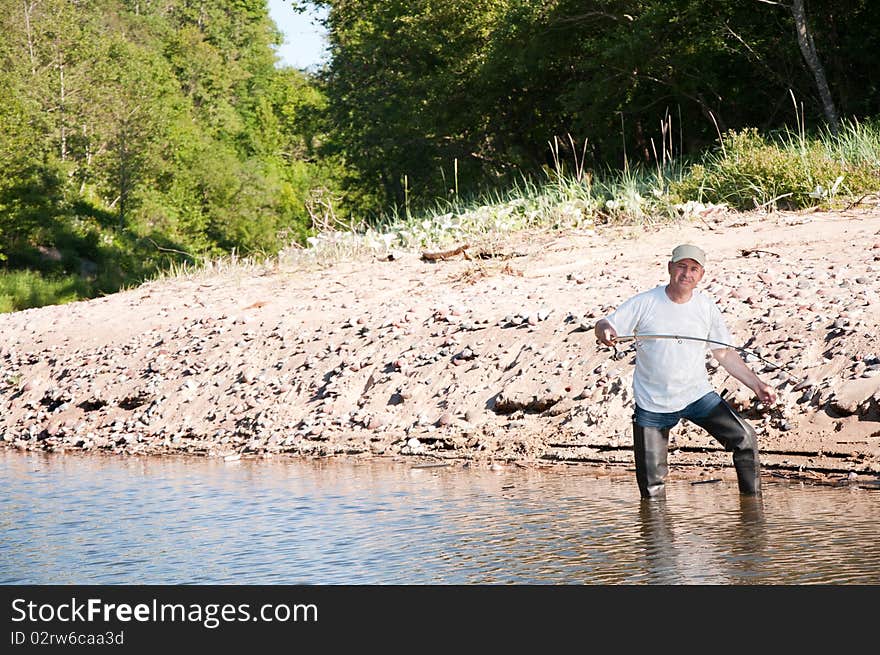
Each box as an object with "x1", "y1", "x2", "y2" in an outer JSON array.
[
  {"x1": 845, "y1": 193, "x2": 880, "y2": 211},
  {"x1": 421, "y1": 243, "x2": 471, "y2": 261},
  {"x1": 739, "y1": 248, "x2": 780, "y2": 258}
]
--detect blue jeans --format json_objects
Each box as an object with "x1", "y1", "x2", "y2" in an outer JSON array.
[{"x1": 633, "y1": 391, "x2": 723, "y2": 429}]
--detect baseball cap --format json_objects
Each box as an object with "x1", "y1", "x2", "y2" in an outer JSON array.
[{"x1": 670, "y1": 244, "x2": 706, "y2": 267}]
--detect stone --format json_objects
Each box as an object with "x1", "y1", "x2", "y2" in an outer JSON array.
[
  {"x1": 828, "y1": 377, "x2": 880, "y2": 415},
  {"x1": 494, "y1": 389, "x2": 563, "y2": 414}
]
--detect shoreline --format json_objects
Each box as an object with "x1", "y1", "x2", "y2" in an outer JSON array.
[
  {"x1": 3, "y1": 206, "x2": 880, "y2": 487},
  {"x1": 2, "y1": 446, "x2": 873, "y2": 491}
]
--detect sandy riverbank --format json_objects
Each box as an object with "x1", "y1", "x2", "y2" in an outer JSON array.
[{"x1": 2, "y1": 206, "x2": 880, "y2": 487}]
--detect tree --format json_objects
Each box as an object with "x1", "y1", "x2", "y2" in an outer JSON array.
[
  {"x1": 312, "y1": 0, "x2": 878, "y2": 214},
  {"x1": 753, "y1": 0, "x2": 839, "y2": 133},
  {"x1": 787, "y1": 0, "x2": 839, "y2": 132},
  {"x1": 0, "y1": 0, "x2": 342, "y2": 304}
]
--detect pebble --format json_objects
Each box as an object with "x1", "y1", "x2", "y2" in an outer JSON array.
[{"x1": 4, "y1": 219, "x2": 880, "y2": 482}]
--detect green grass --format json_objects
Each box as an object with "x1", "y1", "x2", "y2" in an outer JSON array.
[
  {"x1": 4, "y1": 117, "x2": 880, "y2": 313},
  {"x1": 292, "y1": 152, "x2": 695, "y2": 263},
  {"x1": 670, "y1": 118, "x2": 880, "y2": 210},
  {"x1": 0, "y1": 270, "x2": 92, "y2": 313}
]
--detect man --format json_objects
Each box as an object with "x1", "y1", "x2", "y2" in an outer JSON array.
[{"x1": 594, "y1": 244, "x2": 776, "y2": 498}]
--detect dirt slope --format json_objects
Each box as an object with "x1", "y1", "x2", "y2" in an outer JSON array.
[{"x1": 3, "y1": 207, "x2": 880, "y2": 486}]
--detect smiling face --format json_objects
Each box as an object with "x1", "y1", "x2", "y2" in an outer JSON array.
[{"x1": 667, "y1": 258, "x2": 704, "y2": 299}]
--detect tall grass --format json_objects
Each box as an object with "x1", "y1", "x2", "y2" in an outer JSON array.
[
  {"x1": 0, "y1": 270, "x2": 91, "y2": 313},
  {"x1": 290, "y1": 135, "x2": 698, "y2": 266},
  {"x1": 5, "y1": 117, "x2": 880, "y2": 312},
  {"x1": 671, "y1": 117, "x2": 880, "y2": 210},
  {"x1": 292, "y1": 117, "x2": 880, "y2": 268}
]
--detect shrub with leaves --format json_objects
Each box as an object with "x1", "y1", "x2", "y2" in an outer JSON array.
[{"x1": 672, "y1": 125, "x2": 880, "y2": 210}]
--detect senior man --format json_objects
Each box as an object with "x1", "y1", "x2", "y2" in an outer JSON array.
[{"x1": 594, "y1": 244, "x2": 776, "y2": 498}]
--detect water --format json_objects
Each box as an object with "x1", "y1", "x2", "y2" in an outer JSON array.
[{"x1": 2, "y1": 450, "x2": 879, "y2": 584}]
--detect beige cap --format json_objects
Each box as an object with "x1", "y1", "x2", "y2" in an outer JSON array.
[{"x1": 671, "y1": 244, "x2": 706, "y2": 267}]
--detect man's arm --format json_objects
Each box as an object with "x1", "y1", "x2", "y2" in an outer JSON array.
[
  {"x1": 712, "y1": 347, "x2": 777, "y2": 405},
  {"x1": 594, "y1": 318, "x2": 618, "y2": 346}
]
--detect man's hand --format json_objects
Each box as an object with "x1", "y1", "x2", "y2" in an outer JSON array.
[
  {"x1": 594, "y1": 319, "x2": 618, "y2": 347},
  {"x1": 713, "y1": 347, "x2": 778, "y2": 406},
  {"x1": 752, "y1": 379, "x2": 777, "y2": 406}
]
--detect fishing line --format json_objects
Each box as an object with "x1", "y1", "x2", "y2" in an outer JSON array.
[{"x1": 608, "y1": 333, "x2": 802, "y2": 384}]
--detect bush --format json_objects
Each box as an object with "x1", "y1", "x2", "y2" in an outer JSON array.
[
  {"x1": 0, "y1": 270, "x2": 91, "y2": 313},
  {"x1": 671, "y1": 126, "x2": 879, "y2": 210}
]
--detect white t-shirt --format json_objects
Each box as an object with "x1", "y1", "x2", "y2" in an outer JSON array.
[{"x1": 604, "y1": 285, "x2": 733, "y2": 413}]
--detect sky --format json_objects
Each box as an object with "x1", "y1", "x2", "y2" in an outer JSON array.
[{"x1": 267, "y1": 1, "x2": 330, "y2": 70}]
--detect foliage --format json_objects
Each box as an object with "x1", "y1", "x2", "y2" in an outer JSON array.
[
  {"x1": 0, "y1": 270, "x2": 92, "y2": 313},
  {"x1": 313, "y1": 0, "x2": 880, "y2": 215},
  {"x1": 671, "y1": 120, "x2": 880, "y2": 210},
  {"x1": 3, "y1": 0, "x2": 880, "y2": 313},
  {"x1": 0, "y1": 0, "x2": 344, "y2": 311},
  {"x1": 289, "y1": 115, "x2": 880, "y2": 273}
]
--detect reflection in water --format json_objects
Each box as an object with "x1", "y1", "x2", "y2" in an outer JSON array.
[
  {"x1": 1, "y1": 451, "x2": 879, "y2": 584},
  {"x1": 638, "y1": 500, "x2": 679, "y2": 584},
  {"x1": 636, "y1": 495, "x2": 768, "y2": 584}
]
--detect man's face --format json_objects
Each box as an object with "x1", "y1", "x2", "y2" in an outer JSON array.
[{"x1": 667, "y1": 258, "x2": 704, "y2": 291}]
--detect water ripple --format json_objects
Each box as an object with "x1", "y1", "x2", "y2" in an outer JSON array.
[{"x1": 2, "y1": 451, "x2": 880, "y2": 584}]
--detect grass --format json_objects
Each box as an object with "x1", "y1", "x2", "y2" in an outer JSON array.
[
  {"x1": 147, "y1": 249, "x2": 277, "y2": 283},
  {"x1": 287, "y1": 116, "x2": 879, "y2": 267},
  {"x1": 0, "y1": 270, "x2": 92, "y2": 313},
  {"x1": 671, "y1": 117, "x2": 880, "y2": 210},
  {"x1": 3, "y1": 116, "x2": 880, "y2": 312},
  {"x1": 281, "y1": 151, "x2": 711, "y2": 266}
]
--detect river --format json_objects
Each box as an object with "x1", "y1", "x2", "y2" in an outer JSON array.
[{"x1": 2, "y1": 450, "x2": 879, "y2": 584}]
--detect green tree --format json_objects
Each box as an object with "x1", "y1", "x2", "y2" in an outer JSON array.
[
  {"x1": 313, "y1": 0, "x2": 880, "y2": 214},
  {"x1": 0, "y1": 0, "x2": 343, "y2": 309}
]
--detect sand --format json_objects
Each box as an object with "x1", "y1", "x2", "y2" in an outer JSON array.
[{"x1": 3, "y1": 206, "x2": 880, "y2": 488}]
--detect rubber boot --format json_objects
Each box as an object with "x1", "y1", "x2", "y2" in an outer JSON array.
[
  {"x1": 689, "y1": 399, "x2": 761, "y2": 494},
  {"x1": 632, "y1": 424, "x2": 670, "y2": 499}
]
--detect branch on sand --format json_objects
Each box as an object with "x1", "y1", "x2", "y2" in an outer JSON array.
[
  {"x1": 421, "y1": 244, "x2": 471, "y2": 262},
  {"x1": 739, "y1": 248, "x2": 780, "y2": 258}
]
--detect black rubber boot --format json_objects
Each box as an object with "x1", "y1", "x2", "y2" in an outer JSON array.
[
  {"x1": 689, "y1": 399, "x2": 761, "y2": 494},
  {"x1": 632, "y1": 424, "x2": 670, "y2": 499}
]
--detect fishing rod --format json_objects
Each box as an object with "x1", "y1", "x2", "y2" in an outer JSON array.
[{"x1": 607, "y1": 333, "x2": 802, "y2": 385}]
